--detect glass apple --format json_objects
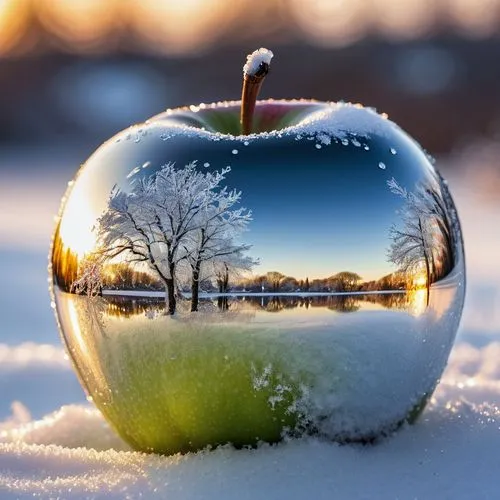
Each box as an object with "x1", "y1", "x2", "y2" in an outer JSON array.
[{"x1": 51, "y1": 99, "x2": 465, "y2": 454}]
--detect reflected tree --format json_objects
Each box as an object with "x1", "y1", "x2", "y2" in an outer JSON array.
[
  {"x1": 180, "y1": 199, "x2": 255, "y2": 312},
  {"x1": 387, "y1": 177, "x2": 454, "y2": 289},
  {"x1": 104, "y1": 296, "x2": 165, "y2": 318},
  {"x1": 96, "y1": 162, "x2": 254, "y2": 314},
  {"x1": 265, "y1": 296, "x2": 285, "y2": 312},
  {"x1": 102, "y1": 263, "x2": 162, "y2": 291},
  {"x1": 326, "y1": 295, "x2": 360, "y2": 313},
  {"x1": 281, "y1": 276, "x2": 300, "y2": 292},
  {"x1": 71, "y1": 254, "x2": 104, "y2": 296}
]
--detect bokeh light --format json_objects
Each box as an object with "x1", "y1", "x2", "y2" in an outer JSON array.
[
  {"x1": 374, "y1": 0, "x2": 437, "y2": 40},
  {"x1": 128, "y1": 0, "x2": 244, "y2": 55},
  {"x1": 0, "y1": 0, "x2": 31, "y2": 55},
  {"x1": 447, "y1": 0, "x2": 500, "y2": 38},
  {"x1": 0, "y1": 0, "x2": 499, "y2": 57},
  {"x1": 36, "y1": 0, "x2": 120, "y2": 52},
  {"x1": 287, "y1": 0, "x2": 369, "y2": 47}
]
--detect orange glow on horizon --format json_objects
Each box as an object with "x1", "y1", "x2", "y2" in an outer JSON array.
[{"x1": 1, "y1": 0, "x2": 499, "y2": 57}]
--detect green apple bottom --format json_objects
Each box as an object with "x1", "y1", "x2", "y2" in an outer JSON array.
[
  {"x1": 53, "y1": 100, "x2": 464, "y2": 455},
  {"x1": 57, "y1": 283, "x2": 461, "y2": 455}
]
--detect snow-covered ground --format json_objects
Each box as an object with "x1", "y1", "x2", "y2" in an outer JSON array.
[{"x1": 0, "y1": 151, "x2": 499, "y2": 499}]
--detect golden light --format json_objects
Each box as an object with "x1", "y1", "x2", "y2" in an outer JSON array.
[
  {"x1": 128, "y1": 0, "x2": 243, "y2": 55},
  {"x1": 0, "y1": 0, "x2": 30, "y2": 55},
  {"x1": 447, "y1": 0, "x2": 500, "y2": 37},
  {"x1": 374, "y1": 0, "x2": 437, "y2": 39},
  {"x1": 413, "y1": 274, "x2": 428, "y2": 289},
  {"x1": 408, "y1": 288, "x2": 428, "y2": 317},
  {"x1": 67, "y1": 298, "x2": 90, "y2": 359},
  {"x1": 37, "y1": 0, "x2": 120, "y2": 50},
  {"x1": 58, "y1": 181, "x2": 98, "y2": 258},
  {"x1": 287, "y1": 0, "x2": 368, "y2": 47}
]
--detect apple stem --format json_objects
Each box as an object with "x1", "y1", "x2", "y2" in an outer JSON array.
[{"x1": 240, "y1": 48, "x2": 273, "y2": 135}]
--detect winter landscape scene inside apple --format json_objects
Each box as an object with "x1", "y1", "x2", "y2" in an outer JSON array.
[
  {"x1": 50, "y1": 99, "x2": 465, "y2": 455},
  {"x1": 1, "y1": 1, "x2": 500, "y2": 498}
]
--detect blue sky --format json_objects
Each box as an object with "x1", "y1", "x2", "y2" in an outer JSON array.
[{"x1": 54, "y1": 127, "x2": 435, "y2": 282}]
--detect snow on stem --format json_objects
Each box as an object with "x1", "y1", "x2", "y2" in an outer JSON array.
[{"x1": 240, "y1": 48, "x2": 273, "y2": 135}]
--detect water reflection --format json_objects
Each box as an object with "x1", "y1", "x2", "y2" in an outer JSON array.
[
  {"x1": 100, "y1": 291, "x2": 423, "y2": 319},
  {"x1": 54, "y1": 268, "x2": 463, "y2": 454}
]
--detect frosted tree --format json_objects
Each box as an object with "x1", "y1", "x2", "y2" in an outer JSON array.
[
  {"x1": 212, "y1": 250, "x2": 257, "y2": 293},
  {"x1": 209, "y1": 250, "x2": 257, "y2": 312},
  {"x1": 71, "y1": 254, "x2": 104, "y2": 297},
  {"x1": 387, "y1": 177, "x2": 453, "y2": 288},
  {"x1": 96, "y1": 161, "x2": 254, "y2": 315},
  {"x1": 180, "y1": 194, "x2": 255, "y2": 311}
]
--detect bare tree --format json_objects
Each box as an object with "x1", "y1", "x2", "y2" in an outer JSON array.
[
  {"x1": 71, "y1": 254, "x2": 104, "y2": 297},
  {"x1": 328, "y1": 271, "x2": 362, "y2": 292},
  {"x1": 212, "y1": 250, "x2": 256, "y2": 294},
  {"x1": 96, "y1": 162, "x2": 254, "y2": 315},
  {"x1": 180, "y1": 192, "x2": 254, "y2": 311},
  {"x1": 265, "y1": 271, "x2": 286, "y2": 292},
  {"x1": 387, "y1": 177, "x2": 454, "y2": 288}
]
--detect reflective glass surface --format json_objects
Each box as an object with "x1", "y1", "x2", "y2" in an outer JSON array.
[{"x1": 51, "y1": 102, "x2": 465, "y2": 454}]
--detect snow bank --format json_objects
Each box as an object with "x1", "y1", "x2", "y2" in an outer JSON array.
[
  {"x1": 0, "y1": 403, "x2": 127, "y2": 451},
  {"x1": 0, "y1": 343, "x2": 69, "y2": 371},
  {"x1": 0, "y1": 328, "x2": 492, "y2": 494},
  {"x1": 1, "y1": 338, "x2": 498, "y2": 499}
]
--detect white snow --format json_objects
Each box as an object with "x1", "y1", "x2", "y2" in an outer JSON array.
[
  {"x1": 1, "y1": 347, "x2": 499, "y2": 499},
  {"x1": 243, "y1": 48, "x2": 273, "y2": 76},
  {"x1": 0, "y1": 403, "x2": 128, "y2": 451},
  {"x1": 159, "y1": 98, "x2": 399, "y2": 142},
  {"x1": 0, "y1": 343, "x2": 69, "y2": 371}
]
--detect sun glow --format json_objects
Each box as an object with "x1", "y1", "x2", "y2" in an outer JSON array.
[
  {"x1": 0, "y1": 0, "x2": 30, "y2": 55},
  {"x1": 1, "y1": 0, "x2": 500, "y2": 57},
  {"x1": 37, "y1": 0, "x2": 120, "y2": 50},
  {"x1": 58, "y1": 181, "x2": 98, "y2": 258},
  {"x1": 408, "y1": 288, "x2": 428, "y2": 317},
  {"x1": 129, "y1": 0, "x2": 241, "y2": 54},
  {"x1": 413, "y1": 274, "x2": 428, "y2": 289}
]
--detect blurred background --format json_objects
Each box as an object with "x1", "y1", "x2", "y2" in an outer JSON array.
[{"x1": 0, "y1": 0, "x2": 499, "y2": 418}]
